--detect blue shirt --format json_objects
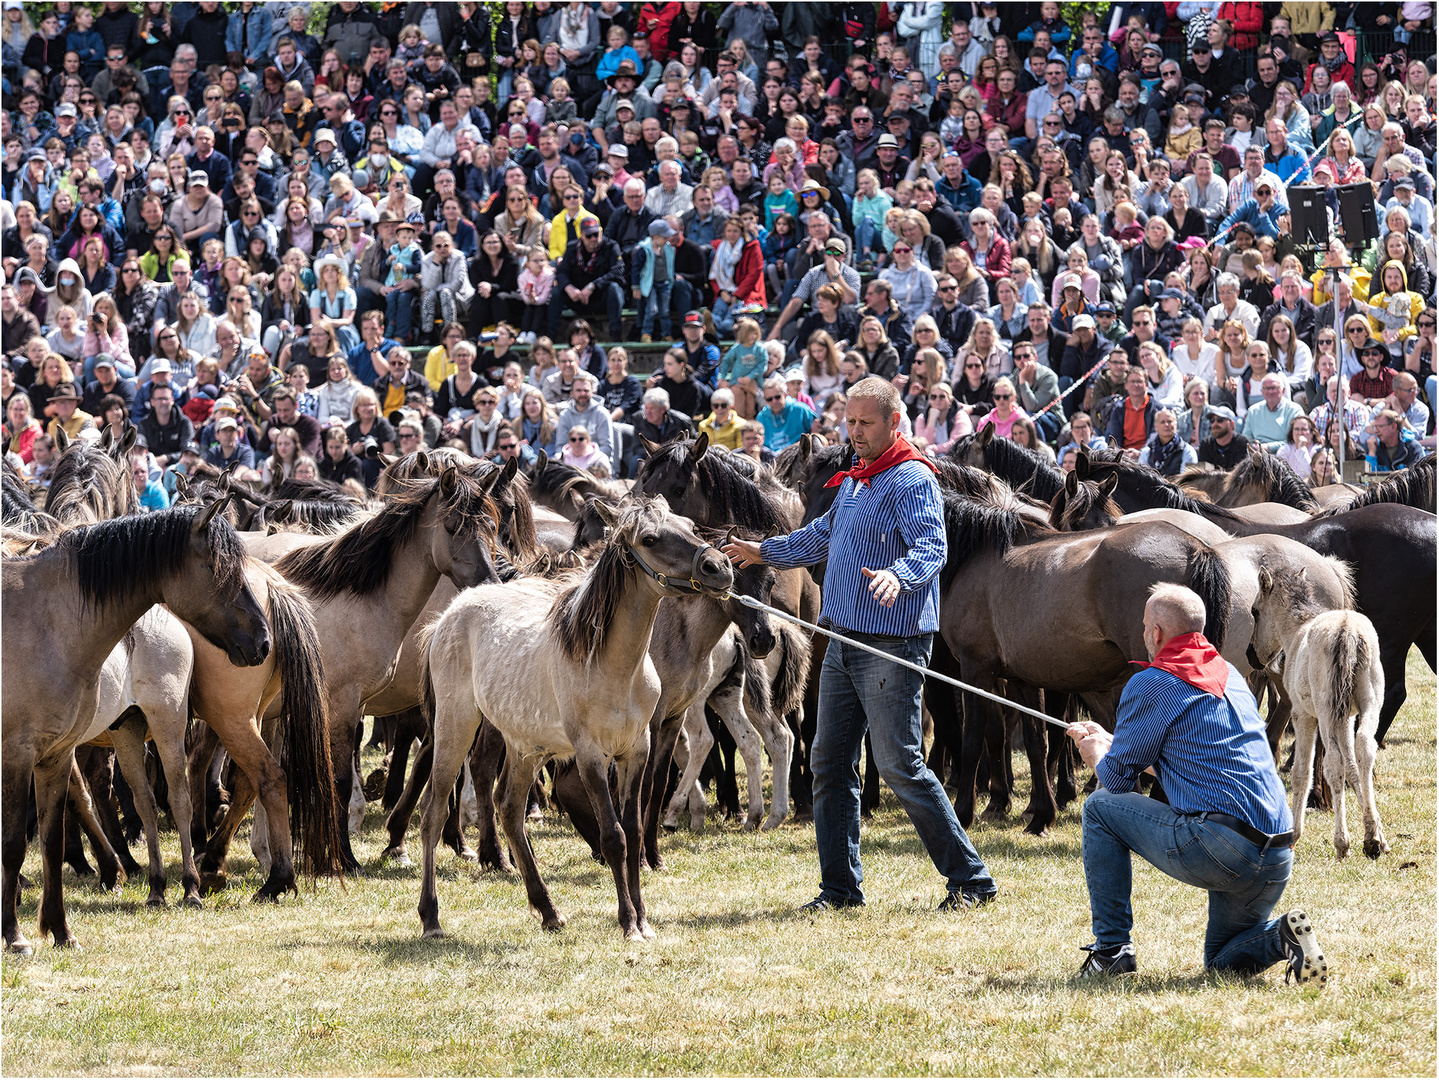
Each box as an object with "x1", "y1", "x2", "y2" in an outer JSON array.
[
  {"x1": 760, "y1": 458, "x2": 946, "y2": 637},
  {"x1": 348, "y1": 336, "x2": 402, "y2": 386},
  {"x1": 1098, "y1": 663, "x2": 1293, "y2": 835},
  {"x1": 757, "y1": 399, "x2": 816, "y2": 451}
]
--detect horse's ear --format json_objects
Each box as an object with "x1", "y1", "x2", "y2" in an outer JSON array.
[
  {"x1": 496, "y1": 453, "x2": 520, "y2": 491},
  {"x1": 1075, "y1": 444, "x2": 1091, "y2": 480},
  {"x1": 415, "y1": 450, "x2": 431, "y2": 470},
  {"x1": 100, "y1": 426, "x2": 114, "y2": 452},
  {"x1": 1098, "y1": 472, "x2": 1119, "y2": 498},
  {"x1": 174, "y1": 472, "x2": 191, "y2": 499},
  {"x1": 589, "y1": 496, "x2": 620, "y2": 529},
  {"x1": 1257, "y1": 567, "x2": 1274, "y2": 594},
  {"x1": 640, "y1": 435, "x2": 662, "y2": 456},
  {"x1": 1247, "y1": 443, "x2": 1265, "y2": 464},
  {"x1": 439, "y1": 465, "x2": 458, "y2": 499},
  {"x1": 251, "y1": 504, "x2": 267, "y2": 530},
  {"x1": 797, "y1": 432, "x2": 814, "y2": 464},
  {"x1": 53, "y1": 426, "x2": 70, "y2": 454},
  {"x1": 975, "y1": 423, "x2": 994, "y2": 449},
  {"x1": 268, "y1": 499, "x2": 293, "y2": 522},
  {"x1": 217, "y1": 470, "x2": 233, "y2": 491},
  {"x1": 533, "y1": 448, "x2": 549, "y2": 476},
  {"x1": 687, "y1": 431, "x2": 710, "y2": 463},
  {"x1": 1064, "y1": 469, "x2": 1078, "y2": 495},
  {"x1": 118, "y1": 423, "x2": 138, "y2": 460},
  {"x1": 192, "y1": 497, "x2": 226, "y2": 533}
]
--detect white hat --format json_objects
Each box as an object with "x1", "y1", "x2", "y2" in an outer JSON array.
[
  {"x1": 312, "y1": 128, "x2": 336, "y2": 147},
  {"x1": 1071, "y1": 314, "x2": 1096, "y2": 331}
]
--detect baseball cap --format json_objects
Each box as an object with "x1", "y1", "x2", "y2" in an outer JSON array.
[
  {"x1": 182, "y1": 441, "x2": 201, "y2": 456},
  {"x1": 55, "y1": 102, "x2": 77, "y2": 118},
  {"x1": 93, "y1": 355, "x2": 116, "y2": 370},
  {"x1": 648, "y1": 219, "x2": 676, "y2": 238},
  {"x1": 683, "y1": 311, "x2": 704, "y2": 326},
  {"x1": 607, "y1": 144, "x2": 629, "y2": 160},
  {"x1": 150, "y1": 359, "x2": 173, "y2": 375},
  {"x1": 1062, "y1": 274, "x2": 1082, "y2": 292},
  {"x1": 1394, "y1": 176, "x2": 1416, "y2": 190},
  {"x1": 1141, "y1": 42, "x2": 1163, "y2": 56},
  {"x1": 1209, "y1": 406, "x2": 1237, "y2": 423},
  {"x1": 1159, "y1": 287, "x2": 1186, "y2": 301},
  {"x1": 26, "y1": 147, "x2": 46, "y2": 162},
  {"x1": 188, "y1": 170, "x2": 209, "y2": 186},
  {"x1": 615, "y1": 98, "x2": 635, "y2": 112},
  {"x1": 215, "y1": 416, "x2": 239, "y2": 431},
  {"x1": 783, "y1": 368, "x2": 804, "y2": 383},
  {"x1": 877, "y1": 134, "x2": 900, "y2": 149},
  {"x1": 1095, "y1": 301, "x2": 1117, "y2": 315},
  {"x1": 1071, "y1": 314, "x2": 1095, "y2": 331},
  {"x1": 823, "y1": 239, "x2": 846, "y2": 256},
  {"x1": 580, "y1": 218, "x2": 601, "y2": 236}
]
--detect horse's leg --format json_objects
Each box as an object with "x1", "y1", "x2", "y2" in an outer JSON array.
[
  {"x1": 382, "y1": 709, "x2": 423, "y2": 811},
  {"x1": 185, "y1": 723, "x2": 221, "y2": 856},
  {"x1": 666, "y1": 705, "x2": 712, "y2": 832},
  {"x1": 108, "y1": 726, "x2": 168, "y2": 907},
  {"x1": 203, "y1": 763, "x2": 259, "y2": 889},
  {"x1": 550, "y1": 761, "x2": 603, "y2": 860},
  {"x1": 712, "y1": 681, "x2": 766, "y2": 831},
  {"x1": 1373, "y1": 643, "x2": 1410, "y2": 749},
  {"x1": 208, "y1": 715, "x2": 297, "y2": 900},
  {"x1": 860, "y1": 731, "x2": 879, "y2": 818},
  {"x1": 954, "y1": 689, "x2": 984, "y2": 829},
  {"x1": 980, "y1": 709, "x2": 1011, "y2": 822},
  {"x1": 713, "y1": 717, "x2": 741, "y2": 819},
  {"x1": 574, "y1": 741, "x2": 639, "y2": 941},
  {"x1": 618, "y1": 742, "x2": 653, "y2": 941},
  {"x1": 382, "y1": 738, "x2": 432, "y2": 863},
  {"x1": 1288, "y1": 708, "x2": 1318, "y2": 852},
  {"x1": 641, "y1": 713, "x2": 681, "y2": 871},
  {"x1": 497, "y1": 748, "x2": 564, "y2": 931},
  {"x1": 35, "y1": 753, "x2": 79, "y2": 948},
  {"x1": 754, "y1": 702, "x2": 794, "y2": 832},
  {"x1": 1012, "y1": 685, "x2": 1057, "y2": 836},
  {"x1": 416, "y1": 701, "x2": 484, "y2": 939},
  {"x1": 79, "y1": 747, "x2": 140, "y2": 879},
  {"x1": 443, "y1": 760, "x2": 476, "y2": 862},
  {"x1": 466, "y1": 720, "x2": 512, "y2": 872},
  {"x1": 1264, "y1": 677, "x2": 1294, "y2": 763},
  {"x1": 661, "y1": 719, "x2": 690, "y2": 830},
  {"x1": 368, "y1": 711, "x2": 393, "y2": 751},
  {"x1": 66, "y1": 757, "x2": 124, "y2": 892},
  {"x1": 325, "y1": 697, "x2": 365, "y2": 874},
  {"x1": 3, "y1": 752, "x2": 36, "y2": 954},
  {"x1": 1322, "y1": 718, "x2": 1351, "y2": 860},
  {"x1": 144, "y1": 716, "x2": 201, "y2": 907},
  {"x1": 1354, "y1": 673, "x2": 1388, "y2": 859}
]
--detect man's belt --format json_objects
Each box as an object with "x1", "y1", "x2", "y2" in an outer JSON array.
[{"x1": 1199, "y1": 811, "x2": 1295, "y2": 852}]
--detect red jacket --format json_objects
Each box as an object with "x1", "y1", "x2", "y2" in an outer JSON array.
[
  {"x1": 983, "y1": 92, "x2": 1028, "y2": 135},
  {"x1": 960, "y1": 235, "x2": 1012, "y2": 284},
  {"x1": 1218, "y1": 3, "x2": 1264, "y2": 50},
  {"x1": 636, "y1": 3, "x2": 681, "y2": 63},
  {"x1": 711, "y1": 236, "x2": 767, "y2": 308}
]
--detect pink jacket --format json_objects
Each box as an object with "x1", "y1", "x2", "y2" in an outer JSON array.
[{"x1": 518, "y1": 264, "x2": 556, "y2": 305}]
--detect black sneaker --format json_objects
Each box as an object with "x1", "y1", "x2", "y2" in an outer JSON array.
[
  {"x1": 799, "y1": 894, "x2": 864, "y2": 913},
  {"x1": 1076, "y1": 941, "x2": 1138, "y2": 978},
  {"x1": 938, "y1": 889, "x2": 996, "y2": 912},
  {"x1": 1280, "y1": 909, "x2": 1328, "y2": 986}
]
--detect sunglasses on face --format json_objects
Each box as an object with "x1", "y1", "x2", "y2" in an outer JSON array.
[
  {"x1": 992, "y1": 393, "x2": 1013, "y2": 400},
  {"x1": 965, "y1": 363, "x2": 983, "y2": 370},
  {"x1": 892, "y1": 246, "x2": 911, "y2": 254},
  {"x1": 764, "y1": 395, "x2": 783, "y2": 402},
  {"x1": 568, "y1": 435, "x2": 587, "y2": 443}
]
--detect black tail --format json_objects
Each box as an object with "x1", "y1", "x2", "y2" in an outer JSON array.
[
  {"x1": 1186, "y1": 543, "x2": 1232, "y2": 651},
  {"x1": 269, "y1": 582, "x2": 344, "y2": 879},
  {"x1": 769, "y1": 622, "x2": 811, "y2": 720},
  {"x1": 739, "y1": 637, "x2": 772, "y2": 719},
  {"x1": 1329, "y1": 622, "x2": 1363, "y2": 739}
]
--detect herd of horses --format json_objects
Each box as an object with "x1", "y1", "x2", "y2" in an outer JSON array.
[{"x1": 0, "y1": 416, "x2": 1433, "y2": 950}]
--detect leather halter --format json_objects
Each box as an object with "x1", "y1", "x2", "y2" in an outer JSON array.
[{"x1": 614, "y1": 532, "x2": 724, "y2": 596}]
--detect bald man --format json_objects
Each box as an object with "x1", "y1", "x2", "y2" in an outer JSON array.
[{"x1": 1067, "y1": 585, "x2": 1326, "y2": 985}]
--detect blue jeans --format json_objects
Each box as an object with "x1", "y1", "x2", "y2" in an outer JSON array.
[
  {"x1": 812, "y1": 631, "x2": 995, "y2": 905},
  {"x1": 641, "y1": 281, "x2": 673, "y2": 336},
  {"x1": 712, "y1": 294, "x2": 737, "y2": 336},
  {"x1": 1082, "y1": 788, "x2": 1293, "y2": 972},
  {"x1": 385, "y1": 288, "x2": 413, "y2": 341},
  {"x1": 855, "y1": 217, "x2": 879, "y2": 259}
]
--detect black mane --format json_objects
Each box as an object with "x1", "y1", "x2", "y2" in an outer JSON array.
[
  {"x1": 639, "y1": 439, "x2": 793, "y2": 534},
  {"x1": 1232, "y1": 449, "x2": 1319, "y2": 511},
  {"x1": 938, "y1": 488, "x2": 1046, "y2": 589},
  {"x1": 44, "y1": 440, "x2": 131, "y2": 524},
  {"x1": 949, "y1": 433, "x2": 1066, "y2": 502},
  {"x1": 1081, "y1": 448, "x2": 1240, "y2": 520},
  {"x1": 275, "y1": 473, "x2": 495, "y2": 599},
  {"x1": 1315, "y1": 454, "x2": 1436, "y2": 517},
  {"x1": 59, "y1": 504, "x2": 247, "y2": 612}
]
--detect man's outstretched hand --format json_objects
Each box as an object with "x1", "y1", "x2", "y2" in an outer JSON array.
[{"x1": 862, "y1": 566, "x2": 900, "y2": 607}]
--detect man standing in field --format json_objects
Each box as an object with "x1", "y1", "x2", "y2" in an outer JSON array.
[
  {"x1": 723, "y1": 377, "x2": 997, "y2": 913},
  {"x1": 1067, "y1": 585, "x2": 1326, "y2": 984}
]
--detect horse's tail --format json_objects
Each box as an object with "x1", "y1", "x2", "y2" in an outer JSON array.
[
  {"x1": 740, "y1": 638, "x2": 772, "y2": 720},
  {"x1": 1326, "y1": 617, "x2": 1364, "y2": 756},
  {"x1": 1186, "y1": 543, "x2": 1232, "y2": 652},
  {"x1": 417, "y1": 618, "x2": 439, "y2": 730},
  {"x1": 269, "y1": 581, "x2": 344, "y2": 880},
  {"x1": 769, "y1": 621, "x2": 811, "y2": 720}
]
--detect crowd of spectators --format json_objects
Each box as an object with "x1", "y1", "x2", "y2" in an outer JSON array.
[{"x1": 1, "y1": 1, "x2": 1435, "y2": 500}]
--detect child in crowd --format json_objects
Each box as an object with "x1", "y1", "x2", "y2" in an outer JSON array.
[
  {"x1": 384, "y1": 221, "x2": 423, "y2": 344},
  {"x1": 396, "y1": 24, "x2": 429, "y2": 69},
  {"x1": 852, "y1": 169, "x2": 894, "y2": 271},
  {"x1": 716, "y1": 318, "x2": 768, "y2": 418},
  {"x1": 1010, "y1": 257, "x2": 1042, "y2": 307},
  {"x1": 545, "y1": 78, "x2": 577, "y2": 124},
  {"x1": 516, "y1": 246, "x2": 554, "y2": 345},
  {"x1": 1109, "y1": 201, "x2": 1144, "y2": 250},
  {"x1": 763, "y1": 171, "x2": 799, "y2": 232},
  {"x1": 633, "y1": 219, "x2": 676, "y2": 343}
]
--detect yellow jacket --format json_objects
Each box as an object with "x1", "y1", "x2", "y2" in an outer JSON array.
[
  {"x1": 423, "y1": 344, "x2": 456, "y2": 391},
  {"x1": 1278, "y1": 2, "x2": 1334, "y2": 37},
  {"x1": 548, "y1": 208, "x2": 600, "y2": 262},
  {"x1": 1366, "y1": 259, "x2": 1423, "y2": 342},
  {"x1": 698, "y1": 411, "x2": 746, "y2": 450},
  {"x1": 1310, "y1": 263, "x2": 1370, "y2": 306}
]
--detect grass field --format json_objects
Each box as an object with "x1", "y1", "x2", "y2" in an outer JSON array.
[{"x1": 3, "y1": 650, "x2": 1434, "y2": 1076}]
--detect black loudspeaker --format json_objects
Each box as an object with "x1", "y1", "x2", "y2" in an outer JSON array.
[
  {"x1": 1336, "y1": 182, "x2": 1380, "y2": 246},
  {"x1": 1287, "y1": 186, "x2": 1331, "y2": 245}
]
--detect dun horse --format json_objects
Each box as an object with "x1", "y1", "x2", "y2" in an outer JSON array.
[
  {"x1": 2, "y1": 505, "x2": 269, "y2": 953},
  {"x1": 417, "y1": 496, "x2": 733, "y2": 941}
]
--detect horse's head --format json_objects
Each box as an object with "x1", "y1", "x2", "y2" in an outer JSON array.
[
  {"x1": 1049, "y1": 470, "x2": 1120, "y2": 532},
  {"x1": 633, "y1": 432, "x2": 710, "y2": 518},
  {"x1": 423, "y1": 465, "x2": 503, "y2": 589},
  {"x1": 1250, "y1": 563, "x2": 1320, "y2": 669},
  {"x1": 171, "y1": 499, "x2": 272, "y2": 667},
  {"x1": 593, "y1": 495, "x2": 733, "y2": 599},
  {"x1": 727, "y1": 554, "x2": 778, "y2": 659}
]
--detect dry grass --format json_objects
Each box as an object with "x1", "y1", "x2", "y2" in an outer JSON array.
[{"x1": 3, "y1": 650, "x2": 1434, "y2": 1076}]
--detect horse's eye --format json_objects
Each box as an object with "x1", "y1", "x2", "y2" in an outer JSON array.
[{"x1": 642, "y1": 535, "x2": 657, "y2": 547}]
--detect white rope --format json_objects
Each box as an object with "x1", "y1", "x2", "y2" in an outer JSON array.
[{"x1": 726, "y1": 592, "x2": 1072, "y2": 731}]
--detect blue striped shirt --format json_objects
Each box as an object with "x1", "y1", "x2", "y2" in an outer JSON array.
[
  {"x1": 1098, "y1": 664, "x2": 1293, "y2": 835},
  {"x1": 760, "y1": 459, "x2": 946, "y2": 636}
]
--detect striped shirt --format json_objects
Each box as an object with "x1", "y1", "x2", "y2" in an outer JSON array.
[
  {"x1": 1097, "y1": 664, "x2": 1293, "y2": 835},
  {"x1": 760, "y1": 459, "x2": 946, "y2": 637}
]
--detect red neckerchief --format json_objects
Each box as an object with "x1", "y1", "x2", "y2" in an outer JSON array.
[
  {"x1": 825, "y1": 434, "x2": 938, "y2": 488},
  {"x1": 1130, "y1": 632, "x2": 1229, "y2": 698}
]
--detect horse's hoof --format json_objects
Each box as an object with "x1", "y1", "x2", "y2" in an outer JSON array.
[
  {"x1": 145, "y1": 894, "x2": 166, "y2": 908},
  {"x1": 183, "y1": 894, "x2": 203, "y2": 909},
  {"x1": 662, "y1": 821, "x2": 678, "y2": 833},
  {"x1": 791, "y1": 809, "x2": 814, "y2": 825},
  {"x1": 199, "y1": 873, "x2": 228, "y2": 896},
  {"x1": 421, "y1": 924, "x2": 447, "y2": 939},
  {"x1": 1363, "y1": 838, "x2": 1388, "y2": 859},
  {"x1": 381, "y1": 848, "x2": 413, "y2": 868},
  {"x1": 526, "y1": 808, "x2": 545, "y2": 822},
  {"x1": 541, "y1": 915, "x2": 566, "y2": 932},
  {"x1": 7, "y1": 939, "x2": 32, "y2": 956},
  {"x1": 55, "y1": 937, "x2": 81, "y2": 950},
  {"x1": 251, "y1": 889, "x2": 279, "y2": 904},
  {"x1": 457, "y1": 846, "x2": 478, "y2": 862},
  {"x1": 742, "y1": 815, "x2": 763, "y2": 832},
  {"x1": 624, "y1": 928, "x2": 648, "y2": 943},
  {"x1": 639, "y1": 920, "x2": 657, "y2": 941}
]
